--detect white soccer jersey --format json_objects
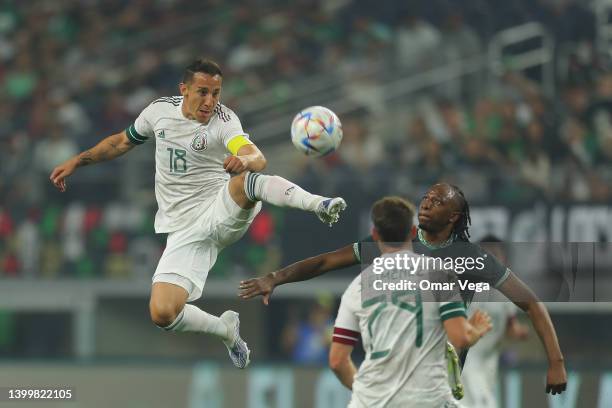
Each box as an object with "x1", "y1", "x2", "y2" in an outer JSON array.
[
  {"x1": 462, "y1": 302, "x2": 517, "y2": 408},
  {"x1": 127, "y1": 97, "x2": 251, "y2": 233},
  {"x1": 333, "y1": 250, "x2": 466, "y2": 408}
]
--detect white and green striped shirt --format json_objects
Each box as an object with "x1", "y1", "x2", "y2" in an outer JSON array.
[{"x1": 335, "y1": 250, "x2": 466, "y2": 408}]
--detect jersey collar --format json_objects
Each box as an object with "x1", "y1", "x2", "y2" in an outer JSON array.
[
  {"x1": 177, "y1": 96, "x2": 186, "y2": 118},
  {"x1": 417, "y1": 228, "x2": 456, "y2": 250}
]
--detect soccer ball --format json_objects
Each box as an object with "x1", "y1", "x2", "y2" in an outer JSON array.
[{"x1": 290, "y1": 106, "x2": 343, "y2": 157}]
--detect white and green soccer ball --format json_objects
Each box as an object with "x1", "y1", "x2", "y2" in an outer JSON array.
[{"x1": 290, "y1": 106, "x2": 343, "y2": 157}]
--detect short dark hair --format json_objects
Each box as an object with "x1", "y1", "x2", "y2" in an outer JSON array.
[
  {"x1": 182, "y1": 58, "x2": 223, "y2": 83},
  {"x1": 371, "y1": 196, "x2": 415, "y2": 246}
]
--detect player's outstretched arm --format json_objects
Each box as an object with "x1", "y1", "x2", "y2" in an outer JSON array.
[
  {"x1": 223, "y1": 143, "x2": 266, "y2": 174},
  {"x1": 329, "y1": 342, "x2": 357, "y2": 390},
  {"x1": 443, "y1": 310, "x2": 492, "y2": 350},
  {"x1": 50, "y1": 130, "x2": 135, "y2": 192},
  {"x1": 498, "y1": 272, "x2": 567, "y2": 395},
  {"x1": 238, "y1": 244, "x2": 358, "y2": 304}
]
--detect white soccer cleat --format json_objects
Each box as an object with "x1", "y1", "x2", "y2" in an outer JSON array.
[
  {"x1": 220, "y1": 310, "x2": 251, "y2": 369},
  {"x1": 315, "y1": 197, "x2": 347, "y2": 227}
]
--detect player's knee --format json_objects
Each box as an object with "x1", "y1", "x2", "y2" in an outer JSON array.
[
  {"x1": 229, "y1": 171, "x2": 258, "y2": 209},
  {"x1": 235, "y1": 171, "x2": 248, "y2": 184},
  {"x1": 149, "y1": 299, "x2": 181, "y2": 328},
  {"x1": 229, "y1": 172, "x2": 247, "y2": 195}
]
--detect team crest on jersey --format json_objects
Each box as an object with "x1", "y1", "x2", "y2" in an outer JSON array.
[{"x1": 191, "y1": 127, "x2": 208, "y2": 151}]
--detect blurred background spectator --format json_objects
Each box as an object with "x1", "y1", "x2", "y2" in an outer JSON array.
[{"x1": 281, "y1": 295, "x2": 335, "y2": 365}]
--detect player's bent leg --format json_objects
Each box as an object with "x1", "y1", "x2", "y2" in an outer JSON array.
[
  {"x1": 239, "y1": 171, "x2": 347, "y2": 226},
  {"x1": 150, "y1": 284, "x2": 249, "y2": 368},
  {"x1": 150, "y1": 284, "x2": 250, "y2": 368},
  {"x1": 228, "y1": 172, "x2": 257, "y2": 209},
  {"x1": 149, "y1": 282, "x2": 189, "y2": 328},
  {"x1": 149, "y1": 281, "x2": 229, "y2": 339},
  {"x1": 151, "y1": 213, "x2": 252, "y2": 368}
]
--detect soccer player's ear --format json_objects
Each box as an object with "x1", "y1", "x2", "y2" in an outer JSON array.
[
  {"x1": 179, "y1": 82, "x2": 188, "y2": 96},
  {"x1": 371, "y1": 227, "x2": 380, "y2": 242}
]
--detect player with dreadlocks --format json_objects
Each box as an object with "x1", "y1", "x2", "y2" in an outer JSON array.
[
  {"x1": 239, "y1": 183, "x2": 567, "y2": 397},
  {"x1": 448, "y1": 185, "x2": 471, "y2": 241}
]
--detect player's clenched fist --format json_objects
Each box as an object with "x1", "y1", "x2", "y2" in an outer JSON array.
[
  {"x1": 546, "y1": 362, "x2": 567, "y2": 395},
  {"x1": 50, "y1": 157, "x2": 78, "y2": 192},
  {"x1": 223, "y1": 155, "x2": 248, "y2": 173}
]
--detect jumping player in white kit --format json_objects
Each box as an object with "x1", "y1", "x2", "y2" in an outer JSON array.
[
  {"x1": 50, "y1": 58, "x2": 347, "y2": 369},
  {"x1": 328, "y1": 197, "x2": 491, "y2": 407}
]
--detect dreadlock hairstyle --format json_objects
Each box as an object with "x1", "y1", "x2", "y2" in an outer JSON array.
[{"x1": 449, "y1": 184, "x2": 471, "y2": 241}]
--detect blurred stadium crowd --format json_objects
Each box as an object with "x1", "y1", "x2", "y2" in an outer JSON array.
[{"x1": 1, "y1": 0, "x2": 611, "y2": 281}]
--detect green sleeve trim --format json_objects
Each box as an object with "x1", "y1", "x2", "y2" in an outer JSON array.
[
  {"x1": 439, "y1": 302, "x2": 467, "y2": 321},
  {"x1": 126, "y1": 124, "x2": 148, "y2": 145},
  {"x1": 439, "y1": 302, "x2": 465, "y2": 315},
  {"x1": 440, "y1": 309, "x2": 467, "y2": 321},
  {"x1": 494, "y1": 268, "x2": 512, "y2": 288}
]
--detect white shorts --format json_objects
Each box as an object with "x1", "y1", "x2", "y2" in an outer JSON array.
[
  {"x1": 461, "y1": 369, "x2": 497, "y2": 408},
  {"x1": 152, "y1": 183, "x2": 261, "y2": 301}
]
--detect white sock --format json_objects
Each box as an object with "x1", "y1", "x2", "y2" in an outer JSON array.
[
  {"x1": 163, "y1": 304, "x2": 229, "y2": 340},
  {"x1": 244, "y1": 172, "x2": 325, "y2": 211}
]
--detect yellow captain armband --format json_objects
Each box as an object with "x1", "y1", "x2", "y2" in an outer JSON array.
[{"x1": 227, "y1": 135, "x2": 253, "y2": 155}]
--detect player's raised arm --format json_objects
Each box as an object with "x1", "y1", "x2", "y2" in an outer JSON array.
[
  {"x1": 497, "y1": 271, "x2": 567, "y2": 395},
  {"x1": 238, "y1": 244, "x2": 358, "y2": 304},
  {"x1": 49, "y1": 130, "x2": 135, "y2": 192}
]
